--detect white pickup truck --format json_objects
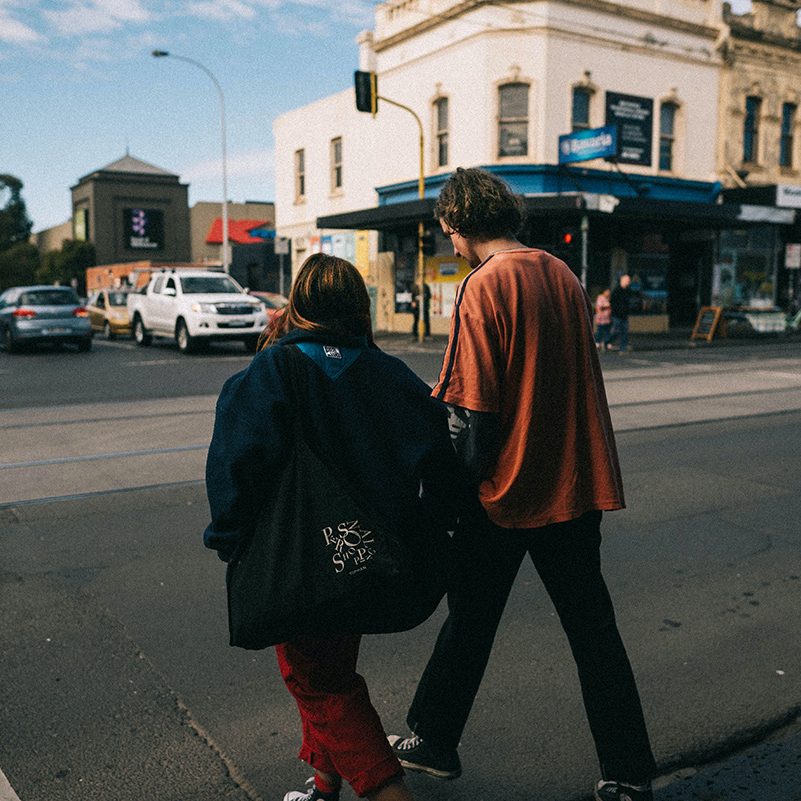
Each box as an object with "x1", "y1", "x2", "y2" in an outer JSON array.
[{"x1": 127, "y1": 269, "x2": 267, "y2": 353}]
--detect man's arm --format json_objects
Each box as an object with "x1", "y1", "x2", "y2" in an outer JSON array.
[{"x1": 447, "y1": 404, "x2": 501, "y2": 486}]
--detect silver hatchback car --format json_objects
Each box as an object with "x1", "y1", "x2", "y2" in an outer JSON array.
[{"x1": 0, "y1": 285, "x2": 92, "y2": 352}]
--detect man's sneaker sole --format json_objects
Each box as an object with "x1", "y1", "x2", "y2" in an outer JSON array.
[{"x1": 395, "y1": 758, "x2": 461, "y2": 780}]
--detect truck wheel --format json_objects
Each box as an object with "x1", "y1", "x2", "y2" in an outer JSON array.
[
  {"x1": 133, "y1": 315, "x2": 152, "y2": 347},
  {"x1": 176, "y1": 319, "x2": 196, "y2": 354},
  {"x1": 103, "y1": 321, "x2": 115, "y2": 340}
]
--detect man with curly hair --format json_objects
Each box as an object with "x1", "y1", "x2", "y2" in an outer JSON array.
[{"x1": 389, "y1": 168, "x2": 656, "y2": 801}]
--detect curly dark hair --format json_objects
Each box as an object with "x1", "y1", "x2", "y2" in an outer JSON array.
[{"x1": 434, "y1": 167, "x2": 525, "y2": 240}]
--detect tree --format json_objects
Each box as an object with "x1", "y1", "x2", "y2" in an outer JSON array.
[
  {"x1": 0, "y1": 242, "x2": 39, "y2": 291},
  {"x1": 0, "y1": 175, "x2": 37, "y2": 289},
  {"x1": 36, "y1": 240, "x2": 96, "y2": 293},
  {"x1": 0, "y1": 174, "x2": 33, "y2": 252}
]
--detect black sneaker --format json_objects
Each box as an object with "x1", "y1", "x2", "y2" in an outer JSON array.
[
  {"x1": 283, "y1": 776, "x2": 340, "y2": 801},
  {"x1": 387, "y1": 733, "x2": 462, "y2": 779},
  {"x1": 594, "y1": 779, "x2": 653, "y2": 801}
]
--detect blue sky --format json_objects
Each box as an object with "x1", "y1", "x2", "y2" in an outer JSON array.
[{"x1": 3, "y1": 0, "x2": 753, "y2": 231}]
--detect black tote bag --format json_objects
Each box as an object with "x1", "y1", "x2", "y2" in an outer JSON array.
[{"x1": 226, "y1": 345, "x2": 448, "y2": 650}]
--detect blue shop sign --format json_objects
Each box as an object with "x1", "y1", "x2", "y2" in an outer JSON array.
[{"x1": 558, "y1": 125, "x2": 619, "y2": 165}]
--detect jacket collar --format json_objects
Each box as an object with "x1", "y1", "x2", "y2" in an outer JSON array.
[{"x1": 278, "y1": 328, "x2": 372, "y2": 350}]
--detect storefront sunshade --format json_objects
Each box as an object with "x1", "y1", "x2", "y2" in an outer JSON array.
[
  {"x1": 317, "y1": 199, "x2": 436, "y2": 231},
  {"x1": 317, "y1": 194, "x2": 795, "y2": 232}
]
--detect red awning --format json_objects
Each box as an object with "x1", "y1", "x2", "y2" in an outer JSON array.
[{"x1": 205, "y1": 218, "x2": 273, "y2": 245}]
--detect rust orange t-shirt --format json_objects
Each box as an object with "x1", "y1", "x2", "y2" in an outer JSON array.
[{"x1": 433, "y1": 248, "x2": 624, "y2": 529}]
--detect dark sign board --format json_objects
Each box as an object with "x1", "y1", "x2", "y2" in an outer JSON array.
[
  {"x1": 124, "y1": 208, "x2": 164, "y2": 250},
  {"x1": 558, "y1": 124, "x2": 619, "y2": 165},
  {"x1": 605, "y1": 92, "x2": 653, "y2": 166},
  {"x1": 690, "y1": 306, "x2": 723, "y2": 342}
]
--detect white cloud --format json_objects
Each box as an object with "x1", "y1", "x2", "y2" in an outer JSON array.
[
  {"x1": 0, "y1": 2, "x2": 43, "y2": 44},
  {"x1": 181, "y1": 0, "x2": 373, "y2": 29},
  {"x1": 181, "y1": 148, "x2": 275, "y2": 182},
  {"x1": 43, "y1": 0, "x2": 152, "y2": 36},
  {"x1": 184, "y1": 0, "x2": 256, "y2": 21}
]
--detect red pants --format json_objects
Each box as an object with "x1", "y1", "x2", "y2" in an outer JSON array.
[{"x1": 275, "y1": 635, "x2": 403, "y2": 797}]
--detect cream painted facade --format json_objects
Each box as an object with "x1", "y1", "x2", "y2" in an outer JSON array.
[
  {"x1": 274, "y1": 1, "x2": 724, "y2": 279},
  {"x1": 717, "y1": 0, "x2": 801, "y2": 187}
]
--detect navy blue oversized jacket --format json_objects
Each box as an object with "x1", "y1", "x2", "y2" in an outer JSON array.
[{"x1": 204, "y1": 328, "x2": 461, "y2": 562}]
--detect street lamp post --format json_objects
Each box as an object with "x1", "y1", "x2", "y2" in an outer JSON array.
[
  {"x1": 152, "y1": 50, "x2": 229, "y2": 272},
  {"x1": 377, "y1": 96, "x2": 426, "y2": 343}
]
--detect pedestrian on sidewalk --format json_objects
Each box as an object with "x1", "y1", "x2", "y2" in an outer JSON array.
[
  {"x1": 608, "y1": 274, "x2": 632, "y2": 352},
  {"x1": 594, "y1": 287, "x2": 613, "y2": 350},
  {"x1": 204, "y1": 254, "x2": 459, "y2": 801},
  {"x1": 411, "y1": 282, "x2": 431, "y2": 339},
  {"x1": 388, "y1": 168, "x2": 657, "y2": 801}
]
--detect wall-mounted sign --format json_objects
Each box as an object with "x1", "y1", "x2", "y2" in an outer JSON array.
[
  {"x1": 124, "y1": 208, "x2": 164, "y2": 250},
  {"x1": 73, "y1": 207, "x2": 89, "y2": 241},
  {"x1": 605, "y1": 92, "x2": 653, "y2": 166},
  {"x1": 776, "y1": 185, "x2": 801, "y2": 209},
  {"x1": 558, "y1": 125, "x2": 619, "y2": 165}
]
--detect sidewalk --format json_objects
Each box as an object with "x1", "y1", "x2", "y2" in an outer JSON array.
[{"x1": 375, "y1": 328, "x2": 801, "y2": 355}]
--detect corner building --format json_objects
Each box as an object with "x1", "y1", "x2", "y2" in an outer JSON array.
[{"x1": 274, "y1": 0, "x2": 800, "y2": 333}]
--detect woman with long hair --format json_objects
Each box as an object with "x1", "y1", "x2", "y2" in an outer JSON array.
[{"x1": 204, "y1": 254, "x2": 459, "y2": 801}]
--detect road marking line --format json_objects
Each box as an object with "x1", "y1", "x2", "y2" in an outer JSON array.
[
  {"x1": 0, "y1": 444, "x2": 207, "y2": 470},
  {"x1": 0, "y1": 768, "x2": 21, "y2": 801}
]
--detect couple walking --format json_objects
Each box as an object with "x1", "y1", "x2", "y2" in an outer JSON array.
[{"x1": 204, "y1": 168, "x2": 656, "y2": 801}]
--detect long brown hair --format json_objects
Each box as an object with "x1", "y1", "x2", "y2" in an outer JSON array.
[{"x1": 258, "y1": 253, "x2": 374, "y2": 350}]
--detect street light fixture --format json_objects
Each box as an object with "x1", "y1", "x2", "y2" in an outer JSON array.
[{"x1": 151, "y1": 50, "x2": 230, "y2": 272}]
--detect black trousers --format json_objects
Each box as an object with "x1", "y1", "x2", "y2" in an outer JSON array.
[{"x1": 407, "y1": 509, "x2": 656, "y2": 784}]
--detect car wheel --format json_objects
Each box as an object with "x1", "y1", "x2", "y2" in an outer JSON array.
[
  {"x1": 133, "y1": 315, "x2": 152, "y2": 347},
  {"x1": 77, "y1": 337, "x2": 92, "y2": 353},
  {"x1": 176, "y1": 319, "x2": 196, "y2": 354},
  {"x1": 3, "y1": 326, "x2": 19, "y2": 354},
  {"x1": 103, "y1": 321, "x2": 115, "y2": 340}
]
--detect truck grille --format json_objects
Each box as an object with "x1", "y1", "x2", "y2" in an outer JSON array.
[{"x1": 216, "y1": 304, "x2": 254, "y2": 315}]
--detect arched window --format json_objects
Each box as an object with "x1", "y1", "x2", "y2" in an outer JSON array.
[
  {"x1": 572, "y1": 87, "x2": 591, "y2": 132},
  {"x1": 743, "y1": 96, "x2": 761, "y2": 163},
  {"x1": 659, "y1": 101, "x2": 678, "y2": 171},
  {"x1": 498, "y1": 83, "x2": 529, "y2": 157},
  {"x1": 780, "y1": 102, "x2": 796, "y2": 168},
  {"x1": 434, "y1": 97, "x2": 449, "y2": 167}
]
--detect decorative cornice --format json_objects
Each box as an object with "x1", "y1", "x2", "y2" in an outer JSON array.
[{"x1": 373, "y1": 0, "x2": 719, "y2": 52}]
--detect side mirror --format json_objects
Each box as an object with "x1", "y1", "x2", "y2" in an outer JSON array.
[{"x1": 163, "y1": 287, "x2": 176, "y2": 297}]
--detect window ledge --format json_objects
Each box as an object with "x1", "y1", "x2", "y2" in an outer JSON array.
[
  {"x1": 328, "y1": 189, "x2": 345, "y2": 199},
  {"x1": 779, "y1": 166, "x2": 798, "y2": 176},
  {"x1": 294, "y1": 197, "x2": 307, "y2": 206}
]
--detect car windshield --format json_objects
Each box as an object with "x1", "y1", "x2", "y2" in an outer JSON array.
[
  {"x1": 19, "y1": 290, "x2": 79, "y2": 306},
  {"x1": 108, "y1": 292, "x2": 128, "y2": 306},
  {"x1": 180, "y1": 276, "x2": 241, "y2": 294},
  {"x1": 259, "y1": 294, "x2": 288, "y2": 309}
]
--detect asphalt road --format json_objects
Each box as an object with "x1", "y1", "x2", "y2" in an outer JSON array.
[{"x1": 1, "y1": 336, "x2": 801, "y2": 801}]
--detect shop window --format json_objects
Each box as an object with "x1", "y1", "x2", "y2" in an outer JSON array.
[
  {"x1": 330, "y1": 137, "x2": 343, "y2": 192},
  {"x1": 780, "y1": 103, "x2": 796, "y2": 168},
  {"x1": 498, "y1": 82, "x2": 529, "y2": 157},
  {"x1": 434, "y1": 97, "x2": 449, "y2": 167},
  {"x1": 659, "y1": 102, "x2": 678, "y2": 171},
  {"x1": 571, "y1": 87, "x2": 591, "y2": 132},
  {"x1": 294, "y1": 149, "x2": 305, "y2": 201},
  {"x1": 743, "y1": 96, "x2": 761, "y2": 163}
]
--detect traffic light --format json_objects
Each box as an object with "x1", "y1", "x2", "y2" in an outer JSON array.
[
  {"x1": 354, "y1": 70, "x2": 378, "y2": 114},
  {"x1": 421, "y1": 229, "x2": 436, "y2": 256},
  {"x1": 560, "y1": 228, "x2": 577, "y2": 246}
]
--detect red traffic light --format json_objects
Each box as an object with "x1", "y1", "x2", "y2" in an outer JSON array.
[{"x1": 562, "y1": 232, "x2": 574, "y2": 245}]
